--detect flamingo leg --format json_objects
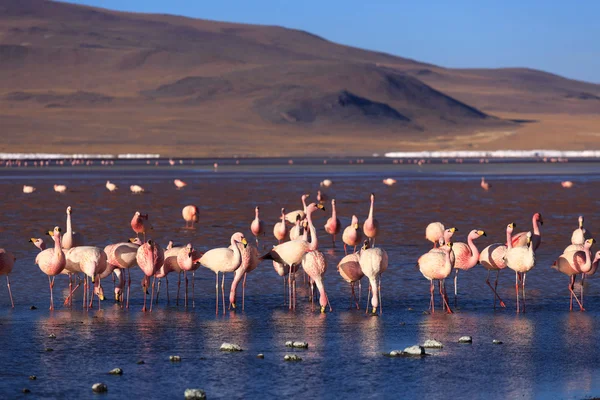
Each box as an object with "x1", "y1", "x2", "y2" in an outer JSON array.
[
  {"x1": 365, "y1": 285, "x2": 371, "y2": 314},
  {"x1": 88, "y1": 277, "x2": 94, "y2": 310},
  {"x1": 429, "y1": 280, "x2": 435, "y2": 313},
  {"x1": 176, "y1": 272, "x2": 181, "y2": 306},
  {"x1": 310, "y1": 280, "x2": 314, "y2": 312},
  {"x1": 485, "y1": 270, "x2": 506, "y2": 308},
  {"x1": 166, "y1": 276, "x2": 170, "y2": 304},
  {"x1": 441, "y1": 280, "x2": 453, "y2": 314},
  {"x1": 126, "y1": 269, "x2": 131, "y2": 309},
  {"x1": 192, "y1": 271, "x2": 196, "y2": 308},
  {"x1": 494, "y1": 270, "x2": 506, "y2": 308},
  {"x1": 344, "y1": 243, "x2": 348, "y2": 255},
  {"x1": 215, "y1": 272, "x2": 219, "y2": 315},
  {"x1": 185, "y1": 271, "x2": 188, "y2": 308},
  {"x1": 67, "y1": 274, "x2": 72, "y2": 307},
  {"x1": 48, "y1": 276, "x2": 54, "y2": 311},
  {"x1": 98, "y1": 277, "x2": 102, "y2": 310},
  {"x1": 453, "y1": 269, "x2": 459, "y2": 306},
  {"x1": 142, "y1": 277, "x2": 148, "y2": 312},
  {"x1": 149, "y1": 276, "x2": 156, "y2": 312},
  {"x1": 569, "y1": 275, "x2": 585, "y2": 311},
  {"x1": 221, "y1": 273, "x2": 226, "y2": 315},
  {"x1": 83, "y1": 275, "x2": 87, "y2": 310},
  {"x1": 569, "y1": 275, "x2": 574, "y2": 311},
  {"x1": 515, "y1": 272, "x2": 520, "y2": 313},
  {"x1": 242, "y1": 272, "x2": 247, "y2": 311},
  {"x1": 288, "y1": 273, "x2": 292, "y2": 310},
  {"x1": 6, "y1": 276, "x2": 13, "y2": 308},
  {"x1": 283, "y1": 276, "x2": 287, "y2": 306},
  {"x1": 155, "y1": 278, "x2": 161, "y2": 305},
  {"x1": 581, "y1": 274, "x2": 586, "y2": 309},
  {"x1": 522, "y1": 273, "x2": 527, "y2": 313},
  {"x1": 358, "y1": 280, "x2": 362, "y2": 306}
]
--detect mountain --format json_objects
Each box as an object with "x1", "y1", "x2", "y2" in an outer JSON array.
[{"x1": 0, "y1": 0, "x2": 598, "y2": 156}]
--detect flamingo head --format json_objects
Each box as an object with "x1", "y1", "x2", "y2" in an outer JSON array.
[
  {"x1": 507, "y1": 222, "x2": 516, "y2": 234},
  {"x1": 186, "y1": 243, "x2": 193, "y2": 257},
  {"x1": 361, "y1": 240, "x2": 370, "y2": 251},
  {"x1": 533, "y1": 213, "x2": 543, "y2": 225},
  {"x1": 470, "y1": 229, "x2": 486, "y2": 239},
  {"x1": 232, "y1": 232, "x2": 248, "y2": 248},
  {"x1": 129, "y1": 237, "x2": 143, "y2": 245},
  {"x1": 29, "y1": 237, "x2": 46, "y2": 250},
  {"x1": 301, "y1": 194, "x2": 310, "y2": 201},
  {"x1": 114, "y1": 287, "x2": 123, "y2": 302},
  {"x1": 47, "y1": 226, "x2": 61, "y2": 238},
  {"x1": 594, "y1": 251, "x2": 600, "y2": 264},
  {"x1": 280, "y1": 208, "x2": 285, "y2": 217},
  {"x1": 442, "y1": 241, "x2": 453, "y2": 253},
  {"x1": 306, "y1": 202, "x2": 325, "y2": 214},
  {"x1": 66, "y1": 206, "x2": 72, "y2": 215},
  {"x1": 94, "y1": 284, "x2": 105, "y2": 301},
  {"x1": 255, "y1": 206, "x2": 260, "y2": 216},
  {"x1": 584, "y1": 238, "x2": 596, "y2": 250},
  {"x1": 370, "y1": 193, "x2": 375, "y2": 202},
  {"x1": 331, "y1": 199, "x2": 336, "y2": 206},
  {"x1": 526, "y1": 231, "x2": 533, "y2": 246}
]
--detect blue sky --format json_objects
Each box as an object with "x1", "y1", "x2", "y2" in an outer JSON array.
[{"x1": 65, "y1": 0, "x2": 600, "y2": 83}]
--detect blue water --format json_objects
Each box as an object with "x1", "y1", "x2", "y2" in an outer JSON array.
[{"x1": 1, "y1": 161, "x2": 600, "y2": 399}]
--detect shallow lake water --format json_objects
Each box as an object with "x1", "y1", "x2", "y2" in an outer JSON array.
[{"x1": 1, "y1": 160, "x2": 600, "y2": 399}]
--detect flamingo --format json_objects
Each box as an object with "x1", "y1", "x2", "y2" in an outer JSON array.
[
  {"x1": 53, "y1": 184, "x2": 67, "y2": 193},
  {"x1": 174, "y1": 179, "x2": 187, "y2": 189},
  {"x1": 479, "y1": 222, "x2": 516, "y2": 308},
  {"x1": 505, "y1": 232, "x2": 536, "y2": 313},
  {"x1": 64, "y1": 246, "x2": 108, "y2": 309},
  {"x1": 382, "y1": 178, "x2": 396, "y2": 186},
  {"x1": 0, "y1": 248, "x2": 16, "y2": 307},
  {"x1": 425, "y1": 223, "x2": 457, "y2": 249},
  {"x1": 289, "y1": 215, "x2": 303, "y2": 241},
  {"x1": 317, "y1": 190, "x2": 327, "y2": 203},
  {"x1": 363, "y1": 193, "x2": 379, "y2": 246},
  {"x1": 136, "y1": 240, "x2": 165, "y2": 312},
  {"x1": 337, "y1": 253, "x2": 363, "y2": 309},
  {"x1": 324, "y1": 199, "x2": 341, "y2": 247},
  {"x1": 62, "y1": 206, "x2": 84, "y2": 250},
  {"x1": 23, "y1": 185, "x2": 36, "y2": 193},
  {"x1": 106, "y1": 181, "x2": 117, "y2": 192},
  {"x1": 104, "y1": 238, "x2": 141, "y2": 308},
  {"x1": 568, "y1": 216, "x2": 592, "y2": 250},
  {"x1": 511, "y1": 213, "x2": 543, "y2": 250},
  {"x1": 452, "y1": 229, "x2": 486, "y2": 304},
  {"x1": 199, "y1": 232, "x2": 247, "y2": 315},
  {"x1": 417, "y1": 242, "x2": 454, "y2": 314},
  {"x1": 301, "y1": 205, "x2": 331, "y2": 313},
  {"x1": 250, "y1": 206, "x2": 264, "y2": 246},
  {"x1": 273, "y1": 260, "x2": 291, "y2": 305},
  {"x1": 320, "y1": 179, "x2": 332, "y2": 188},
  {"x1": 481, "y1": 177, "x2": 491, "y2": 191},
  {"x1": 175, "y1": 244, "x2": 203, "y2": 307},
  {"x1": 552, "y1": 238, "x2": 595, "y2": 311},
  {"x1": 131, "y1": 211, "x2": 150, "y2": 242},
  {"x1": 130, "y1": 185, "x2": 144, "y2": 194},
  {"x1": 285, "y1": 194, "x2": 310, "y2": 224},
  {"x1": 561, "y1": 181, "x2": 574, "y2": 188},
  {"x1": 359, "y1": 240, "x2": 388, "y2": 315},
  {"x1": 342, "y1": 215, "x2": 362, "y2": 255},
  {"x1": 155, "y1": 246, "x2": 184, "y2": 305},
  {"x1": 34, "y1": 227, "x2": 66, "y2": 310},
  {"x1": 182, "y1": 205, "x2": 199, "y2": 229},
  {"x1": 273, "y1": 208, "x2": 288, "y2": 244},
  {"x1": 229, "y1": 242, "x2": 260, "y2": 310}
]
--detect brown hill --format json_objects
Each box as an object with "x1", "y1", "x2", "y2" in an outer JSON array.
[{"x1": 0, "y1": 0, "x2": 598, "y2": 156}]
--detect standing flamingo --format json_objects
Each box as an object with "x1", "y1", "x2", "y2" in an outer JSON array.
[
  {"x1": 359, "y1": 240, "x2": 388, "y2": 315},
  {"x1": 425, "y1": 223, "x2": 457, "y2": 249},
  {"x1": 34, "y1": 227, "x2": 66, "y2": 310},
  {"x1": 131, "y1": 211, "x2": 150, "y2": 242},
  {"x1": 481, "y1": 177, "x2": 491, "y2": 191},
  {"x1": 199, "y1": 233, "x2": 247, "y2": 315},
  {"x1": 337, "y1": 253, "x2": 363, "y2": 309},
  {"x1": 479, "y1": 223, "x2": 516, "y2": 308},
  {"x1": 62, "y1": 206, "x2": 84, "y2": 249},
  {"x1": 289, "y1": 215, "x2": 303, "y2": 241},
  {"x1": 64, "y1": 246, "x2": 108, "y2": 310},
  {"x1": 174, "y1": 243, "x2": 203, "y2": 307},
  {"x1": 285, "y1": 194, "x2": 310, "y2": 224},
  {"x1": 363, "y1": 193, "x2": 379, "y2": 246},
  {"x1": 229, "y1": 242, "x2": 260, "y2": 310},
  {"x1": 104, "y1": 238, "x2": 141, "y2": 308},
  {"x1": 452, "y1": 229, "x2": 486, "y2": 304},
  {"x1": 106, "y1": 181, "x2": 117, "y2": 192},
  {"x1": 302, "y1": 204, "x2": 331, "y2": 313},
  {"x1": 505, "y1": 232, "x2": 536, "y2": 313},
  {"x1": 342, "y1": 215, "x2": 362, "y2": 255},
  {"x1": 182, "y1": 205, "x2": 199, "y2": 229},
  {"x1": 552, "y1": 238, "x2": 595, "y2": 311},
  {"x1": 324, "y1": 199, "x2": 341, "y2": 247},
  {"x1": 511, "y1": 213, "x2": 543, "y2": 250},
  {"x1": 567, "y1": 215, "x2": 593, "y2": 251},
  {"x1": 0, "y1": 248, "x2": 16, "y2": 307},
  {"x1": 155, "y1": 245, "x2": 184, "y2": 305},
  {"x1": 417, "y1": 242, "x2": 454, "y2": 314},
  {"x1": 250, "y1": 206, "x2": 265, "y2": 246},
  {"x1": 273, "y1": 208, "x2": 288, "y2": 244},
  {"x1": 136, "y1": 240, "x2": 165, "y2": 312}
]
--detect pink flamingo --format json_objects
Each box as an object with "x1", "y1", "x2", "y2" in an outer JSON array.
[
  {"x1": 229, "y1": 243, "x2": 260, "y2": 310},
  {"x1": 174, "y1": 179, "x2": 187, "y2": 189},
  {"x1": 289, "y1": 215, "x2": 303, "y2": 241},
  {"x1": 552, "y1": 238, "x2": 595, "y2": 311},
  {"x1": 131, "y1": 211, "x2": 150, "y2": 242},
  {"x1": 136, "y1": 240, "x2": 165, "y2": 312},
  {"x1": 175, "y1": 243, "x2": 203, "y2": 307},
  {"x1": 154, "y1": 246, "x2": 183, "y2": 305},
  {"x1": 62, "y1": 206, "x2": 84, "y2": 249},
  {"x1": 324, "y1": 199, "x2": 341, "y2": 247},
  {"x1": 104, "y1": 238, "x2": 141, "y2": 308},
  {"x1": 337, "y1": 253, "x2": 363, "y2": 309},
  {"x1": 342, "y1": 215, "x2": 362, "y2": 255},
  {"x1": 359, "y1": 240, "x2": 388, "y2": 315},
  {"x1": 505, "y1": 232, "x2": 536, "y2": 313},
  {"x1": 481, "y1": 177, "x2": 491, "y2": 191},
  {"x1": 302, "y1": 203, "x2": 331, "y2": 313},
  {"x1": 451, "y1": 229, "x2": 486, "y2": 304},
  {"x1": 317, "y1": 190, "x2": 327, "y2": 203},
  {"x1": 363, "y1": 193, "x2": 379, "y2": 246},
  {"x1": 285, "y1": 194, "x2": 310, "y2": 224},
  {"x1": 273, "y1": 208, "x2": 288, "y2": 244},
  {"x1": 479, "y1": 222, "x2": 516, "y2": 308},
  {"x1": 34, "y1": 227, "x2": 66, "y2": 310},
  {"x1": 511, "y1": 213, "x2": 543, "y2": 251},
  {"x1": 199, "y1": 233, "x2": 247, "y2": 315},
  {"x1": 0, "y1": 248, "x2": 16, "y2": 307},
  {"x1": 417, "y1": 242, "x2": 454, "y2": 314},
  {"x1": 250, "y1": 206, "x2": 265, "y2": 246},
  {"x1": 64, "y1": 246, "x2": 108, "y2": 310},
  {"x1": 425, "y1": 223, "x2": 457, "y2": 249},
  {"x1": 273, "y1": 261, "x2": 291, "y2": 305},
  {"x1": 182, "y1": 205, "x2": 199, "y2": 229}
]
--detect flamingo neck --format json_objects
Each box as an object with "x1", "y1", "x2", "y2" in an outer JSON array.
[
  {"x1": 306, "y1": 211, "x2": 318, "y2": 250},
  {"x1": 302, "y1": 197, "x2": 308, "y2": 212},
  {"x1": 331, "y1": 203, "x2": 337, "y2": 219},
  {"x1": 582, "y1": 247, "x2": 592, "y2": 273},
  {"x1": 445, "y1": 250, "x2": 452, "y2": 269},
  {"x1": 532, "y1": 217, "x2": 541, "y2": 236},
  {"x1": 255, "y1": 208, "x2": 259, "y2": 219},
  {"x1": 467, "y1": 235, "x2": 480, "y2": 265},
  {"x1": 230, "y1": 237, "x2": 242, "y2": 266},
  {"x1": 506, "y1": 230, "x2": 513, "y2": 249},
  {"x1": 66, "y1": 212, "x2": 73, "y2": 234},
  {"x1": 368, "y1": 198, "x2": 374, "y2": 220}
]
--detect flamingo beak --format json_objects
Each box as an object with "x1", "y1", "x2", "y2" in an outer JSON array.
[
  {"x1": 46, "y1": 230, "x2": 53, "y2": 236},
  {"x1": 451, "y1": 227, "x2": 458, "y2": 232},
  {"x1": 241, "y1": 238, "x2": 248, "y2": 248},
  {"x1": 353, "y1": 223, "x2": 359, "y2": 229},
  {"x1": 317, "y1": 204, "x2": 325, "y2": 211},
  {"x1": 477, "y1": 230, "x2": 486, "y2": 237},
  {"x1": 98, "y1": 291, "x2": 104, "y2": 301},
  {"x1": 509, "y1": 222, "x2": 516, "y2": 228},
  {"x1": 29, "y1": 238, "x2": 36, "y2": 242},
  {"x1": 231, "y1": 303, "x2": 236, "y2": 309},
  {"x1": 320, "y1": 306, "x2": 326, "y2": 313},
  {"x1": 129, "y1": 238, "x2": 137, "y2": 243}
]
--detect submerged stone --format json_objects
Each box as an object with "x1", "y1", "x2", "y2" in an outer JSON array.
[
  {"x1": 402, "y1": 345, "x2": 426, "y2": 356},
  {"x1": 184, "y1": 388, "x2": 207, "y2": 400},
  {"x1": 257, "y1": 354, "x2": 264, "y2": 359},
  {"x1": 170, "y1": 356, "x2": 182, "y2": 362},
  {"x1": 423, "y1": 339, "x2": 443, "y2": 349},
  {"x1": 48, "y1": 333, "x2": 56, "y2": 339},
  {"x1": 284, "y1": 354, "x2": 302, "y2": 361},
  {"x1": 92, "y1": 383, "x2": 108, "y2": 393},
  {"x1": 108, "y1": 368, "x2": 123, "y2": 375},
  {"x1": 28, "y1": 376, "x2": 36, "y2": 380},
  {"x1": 220, "y1": 343, "x2": 242, "y2": 352},
  {"x1": 492, "y1": 339, "x2": 503, "y2": 345},
  {"x1": 285, "y1": 341, "x2": 308, "y2": 349},
  {"x1": 136, "y1": 360, "x2": 145, "y2": 365},
  {"x1": 458, "y1": 336, "x2": 473, "y2": 343}
]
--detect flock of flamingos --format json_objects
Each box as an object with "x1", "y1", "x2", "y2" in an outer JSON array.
[{"x1": 0, "y1": 178, "x2": 596, "y2": 316}]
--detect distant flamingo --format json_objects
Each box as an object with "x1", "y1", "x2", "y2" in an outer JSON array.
[
  {"x1": 250, "y1": 206, "x2": 265, "y2": 246},
  {"x1": 199, "y1": 233, "x2": 247, "y2": 315},
  {"x1": 505, "y1": 232, "x2": 536, "y2": 313},
  {"x1": 53, "y1": 184, "x2": 67, "y2": 193},
  {"x1": 511, "y1": 213, "x2": 543, "y2": 250},
  {"x1": 363, "y1": 193, "x2": 379, "y2": 246},
  {"x1": 320, "y1": 179, "x2": 332, "y2": 188},
  {"x1": 337, "y1": 253, "x2": 363, "y2": 309},
  {"x1": 23, "y1": 185, "x2": 36, "y2": 193},
  {"x1": 106, "y1": 181, "x2": 117, "y2": 192},
  {"x1": 452, "y1": 229, "x2": 486, "y2": 304},
  {"x1": 285, "y1": 194, "x2": 310, "y2": 224},
  {"x1": 302, "y1": 203, "x2": 331, "y2": 313},
  {"x1": 34, "y1": 227, "x2": 66, "y2": 310},
  {"x1": 273, "y1": 208, "x2": 288, "y2": 244},
  {"x1": 289, "y1": 215, "x2": 303, "y2": 241},
  {"x1": 417, "y1": 242, "x2": 454, "y2": 313},
  {"x1": 0, "y1": 248, "x2": 16, "y2": 307},
  {"x1": 174, "y1": 179, "x2": 187, "y2": 189},
  {"x1": 382, "y1": 178, "x2": 396, "y2": 186},
  {"x1": 62, "y1": 206, "x2": 84, "y2": 249},
  {"x1": 136, "y1": 240, "x2": 165, "y2": 312},
  {"x1": 552, "y1": 238, "x2": 595, "y2": 311},
  {"x1": 481, "y1": 177, "x2": 491, "y2": 191},
  {"x1": 478, "y1": 222, "x2": 516, "y2": 308},
  {"x1": 182, "y1": 205, "x2": 199, "y2": 229},
  {"x1": 342, "y1": 215, "x2": 362, "y2": 255},
  {"x1": 229, "y1": 242, "x2": 260, "y2": 310},
  {"x1": 131, "y1": 211, "x2": 150, "y2": 241},
  {"x1": 130, "y1": 185, "x2": 144, "y2": 194},
  {"x1": 324, "y1": 199, "x2": 341, "y2": 247},
  {"x1": 561, "y1": 181, "x2": 574, "y2": 188},
  {"x1": 359, "y1": 240, "x2": 388, "y2": 315}
]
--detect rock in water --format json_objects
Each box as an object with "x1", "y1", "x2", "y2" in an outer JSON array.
[
  {"x1": 284, "y1": 354, "x2": 302, "y2": 361},
  {"x1": 458, "y1": 336, "x2": 473, "y2": 343},
  {"x1": 423, "y1": 339, "x2": 443, "y2": 349},
  {"x1": 492, "y1": 339, "x2": 503, "y2": 345},
  {"x1": 402, "y1": 345, "x2": 426, "y2": 356},
  {"x1": 169, "y1": 355, "x2": 182, "y2": 362},
  {"x1": 108, "y1": 368, "x2": 123, "y2": 375},
  {"x1": 92, "y1": 383, "x2": 108, "y2": 393},
  {"x1": 184, "y1": 388, "x2": 207, "y2": 400},
  {"x1": 257, "y1": 354, "x2": 265, "y2": 359},
  {"x1": 220, "y1": 343, "x2": 242, "y2": 352},
  {"x1": 285, "y1": 341, "x2": 309, "y2": 349}
]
